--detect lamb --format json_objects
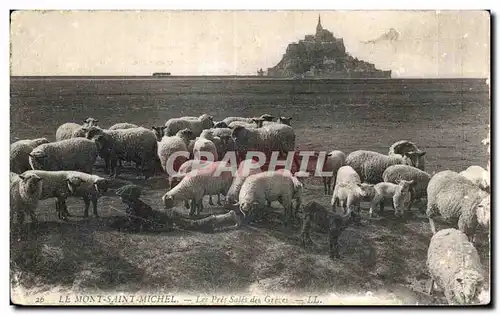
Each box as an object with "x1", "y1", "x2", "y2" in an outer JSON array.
[
  {"x1": 368, "y1": 180, "x2": 414, "y2": 218},
  {"x1": 164, "y1": 114, "x2": 214, "y2": 137},
  {"x1": 162, "y1": 161, "x2": 236, "y2": 216},
  {"x1": 109, "y1": 122, "x2": 139, "y2": 130},
  {"x1": 22, "y1": 170, "x2": 110, "y2": 219},
  {"x1": 382, "y1": 164, "x2": 431, "y2": 212},
  {"x1": 235, "y1": 170, "x2": 304, "y2": 227},
  {"x1": 331, "y1": 165, "x2": 375, "y2": 218},
  {"x1": 157, "y1": 128, "x2": 195, "y2": 175},
  {"x1": 28, "y1": 138, "x2": 99, "y2": 174},
  {"x1": 10, "y1": 172, "x2": 44, "y2": 226},
  {"x1": 459, "y1": 165, "x2": 490, "y2": 193},
  {"x1": 222, "y1": 114, "x2": 275, "y2": 125},
  {"x1": 345, "y1": 150, "x2": 423, "y2": 184},
  {"x1": 193, "y1": 129, "x2": 220, "y2": 162},
  {"x1": 426, "y1": 170, "x2": 490, "y2": 243},
  {"x1": 231, "y1": 123, "x2": 296, "y2": 157},
  {"x1": 300, "y1": 201, "x2": 353, "y2": 259},
  {"x1": 85, "y1": 126, "x2": 158, "y2": 179},
  {"x1": 427, "y1": 228, "x2": 489, "y2": 305},
  {"x1": 55, "y1": 117, "x2": 99, "y2": 141},
  {"x1": 10, "y1": 137, "x2": 50, "y2": 174},
  {"x1": 388, "y1": 140, "x2": 426, "y2": 170}
]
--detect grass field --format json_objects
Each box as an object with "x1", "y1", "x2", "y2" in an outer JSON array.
[{"x1": 9, "y1": 77, "x2": 490, "y2": 305}]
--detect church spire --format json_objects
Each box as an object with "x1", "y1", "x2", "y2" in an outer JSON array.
[{"x1": 316, "y1": 14, "x2": 323, "y2": 35}]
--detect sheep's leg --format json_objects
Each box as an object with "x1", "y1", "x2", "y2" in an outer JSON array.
[
  {"x1": 300, "y1": 216, "x2": 313, "y2": 247},
  {"x1": 83, "y1": 195, "x2": 90, "y2": 218},
  {"x1": 188, "y1": 199, "x2": 196, "y2": 216},
  {"x1": 369, "y1": 194, "x2": 381, "y2": 218},
  {"x1": 91, "y1": 195, "x2": 99, "y2": 218},
  {"x1": 428, "y1": 217, "x2": 437, "y2": 235},
  {"x1": 110, "y1": 159, "x2": 119, "y2": 178},
  {"x1": 184, "y1": 200, "x2": 190, "y2": 209},
  {"x1": 217, "y1": 194, "x2": 223, "y2": 206},
  {"x1": 379, "y1": 200, "x2": 385, "y2": 215},
  {"x1": 209, "y1": 195, "x2": 214, "y2": 206},
  {"x1": 197, "y1": 198, "x2": 204, "y2": 215},
  {"x1": 428, "y1": 279, "x2": 435, "y2": 295},
  {"x1": 267, "y1": 200, "x2": 272, "y2": 207}
]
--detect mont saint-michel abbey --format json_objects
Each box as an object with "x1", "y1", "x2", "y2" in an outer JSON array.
[{"x1": 265, "y1": 15, "x2": 392, "y2": 78}]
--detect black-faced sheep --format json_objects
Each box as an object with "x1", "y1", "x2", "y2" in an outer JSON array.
[{"x1": 388, "y1": 140, "x2": 426, "y2": 170}]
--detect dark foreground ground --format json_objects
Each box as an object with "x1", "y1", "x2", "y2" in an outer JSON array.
[{"x1": 9, "y1": 78, "x2": 490, "y2": 305}]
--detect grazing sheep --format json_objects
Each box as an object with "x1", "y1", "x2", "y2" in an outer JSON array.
[
  {"x1": 10, "y1": 172, "x2": 44, "y2": 226},
  {"x1": 426, "y1": 170, "x2": 490, "y2": 243},
  {"x1": 331, "y1": 166, "x2": 375, "y2": 218},
  {"x1": 157, "y1": 129, "x2": 195, "y2": 175},
  {"x1": 85, "y1": 126, "x2": 158, "y2": 179},
  {"x1": 459, "y1": 165, "x2": 490, "y2": 193},
  {"x1": 222, "y1": 114, "x2": 275, "y2": 125},
  {"x1": 164, "y1": 114, "x2": 214, "y2": 137},
  {"x1": 109, "y1": 122, "x2": 139, "y2": 130},
  {"x1": 368, "y1": 180, "x2": 414, "y2": 218},
  {"x1": 345, "y1": 150, "x2": 421, "y2": 184},
  {"x1": 231, "y1": 123, "x2": 296, "y2": 157},
  {"x1": 170, "y1": 160, "x2": 221, "y2": 208},
  {"x1": 28, "y1": 138, "x2": 99, "y2": 174},
  {"x1": 22, "y1": 170, "x2": 110, "y2": 219},
  {"x1": 388, "y1": 140, "x2": 426, "y2": 170},
  {"x1": 162, "y1": 161, "x2": 235, "y2": 216},
  {"x1": 427, "y1": 228, "x2": 489, "y2": 305},
  {"x1": 300, "y1": 201, "x2": 353, "y2": 259},
  {"x1": 235, "y1": 170, "x2": 304, "y2": 227},
  {"x1": 193, "y1": 129, "x2": 220, "y2": 162},
  {"x1": 55, "y1": 117, "x2": 99, "y2": 141},
  {"x1": 10, "y1": 138, "x2": 50, "y2": 174},
  {"x1": 383, "y1": 164, "x2": 431, "y2": 213}
]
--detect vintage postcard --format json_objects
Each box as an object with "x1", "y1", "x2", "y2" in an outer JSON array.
[{"x1": 9, "y1": 9, "x2": 491, "y2": 306}]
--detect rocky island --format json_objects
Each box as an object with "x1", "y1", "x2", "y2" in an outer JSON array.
[{"x1": 266, "y1": 15, "x2": 391, "y2": 79}]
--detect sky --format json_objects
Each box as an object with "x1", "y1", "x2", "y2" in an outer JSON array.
[{"x1": 10, "y1": 10, "x2": 490, "y2": 78}]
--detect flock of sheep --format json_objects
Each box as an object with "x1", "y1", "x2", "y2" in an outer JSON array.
[{"x1": 10, "y1": 113, "x2": 491, "y2": 305}]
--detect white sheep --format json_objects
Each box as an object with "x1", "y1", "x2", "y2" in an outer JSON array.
[
  {"x1": 10, "y1": 172, "x2": 44, "y2": 226},
  {"x1": 225, "y1": 159, "x2": 264, "y2": 204},
  {"x1": 426, "y1": 170, "x2": 490, "y2": 243},
  {"x1": 235, "y1": 170, "x2": 304, "y2": 227},
  {"x1": 388, "y1": 140, "x2": 426, "y2": 170},
  {"x1": 368, "y1": 180, "x2": 413, "y2": 218},
  {"x1": 157, "y1": 129, "x2": 195, "y2": 175},
  {"x1": 345, "y1": 150, "x2": 423, "y2": 184},
  {"x1": 55, "y1": 117, "x2": 99, "y2": 141},
  {"x1": 84, "y1": 126, "x2": 158, "y2": 179},
  {"x1": 109, "y1": 122, "x2": 139, "y2": 130},
  {"x1": 459, "y1": 165, "x2": 490, "y2": 193},
  {"x1": 427, "y1": 228, "x2": 489, "y2": 305},
  {"x1": 331, "y1": 165, "x2": 375, "y2": 218},
  {"x1": 10, "y1": 137, "x2": 50, "y2": 174},
  {"x1": 162, "y1": 161, "x2": 236, "y2": 216},
  {"x1": 28, "y1": 138, "x2": 99, "y2": 174},
  {"x1": 222, "y1": 114, "x2": 275, "y2": 125},
  {"x1": 231, "y1": 123, "x2": 295, "y2": 156},
  {"x1": 193, "y1": 129, "x2": 220, "y2": 162},
  {"x1": 382, "y1": 164, "x2": 431, "y2": 212},
  {"x1": 22, "y1": 170, "x2": 110, "y2": 219},
  {"x1": 164, "y1": 114, "x2": 214, "y2": 137}
]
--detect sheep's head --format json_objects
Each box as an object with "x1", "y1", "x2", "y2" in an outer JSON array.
[
  {"x1": 83, "y1": 117, "x2": 99, "y2": 127},
  {"x1": 251, "y1": 118, "x2": 265, "y2": 128},
  {"x1": 152, "y1": 126, "x2": 167, "y2": 141},
  {"x1": 260, "y1": 114, "x2": 275, "y2": 122},
  {"x1": 199, "y1": 114, "x2": 214, "y2": 128},
  {"x1": 451, "y1": 270, "x2": 485, "y2": 305},
  {"x1": 18, "y1": 173, "x2": 43, "y2": 200},
  {"x1": 277, "y1": 116, "x2": 292, "y2": 126},
  {"x1": 176, "y1": 128, "x2": 195, "y2": 141},
  {"x1": 239, "y1": 201, "x2": 259, "y2": 216},
  {"x1": 28, "y1": 150, "x2": 48, "y2": 170},
  {"x1": 231, "y1": 126, "x2": 249, "y2": 144},
  {"x1": 403, "y1": 151, "x2": 426, "y2": 170},
  {"x1": 393, "y1": 180, "x2": 414, "y2": 216},
  {"x1": 162, "y1": 193, "x2": 176, "y2": 209},
  {"x1": 213, "y1": 121, "x2": 229, "y2": 128},
  {"x1": 356, "y1": 183, "x2": 375, "y2": 198},
  {"x1": 476, "y1": 195, "x2": 490, "y2": 228},
  {"x1": 83, "y1": 126, "x2": 104, "y2": 140}
]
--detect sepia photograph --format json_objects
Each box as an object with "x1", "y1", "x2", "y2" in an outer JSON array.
[{"x1": 8, "y1": 8, "x2": 491, "y2": 306}]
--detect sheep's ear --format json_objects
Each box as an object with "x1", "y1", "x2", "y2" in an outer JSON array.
[{"x1": 151, "y1": 126, "x2": 158, "y2": 130}]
